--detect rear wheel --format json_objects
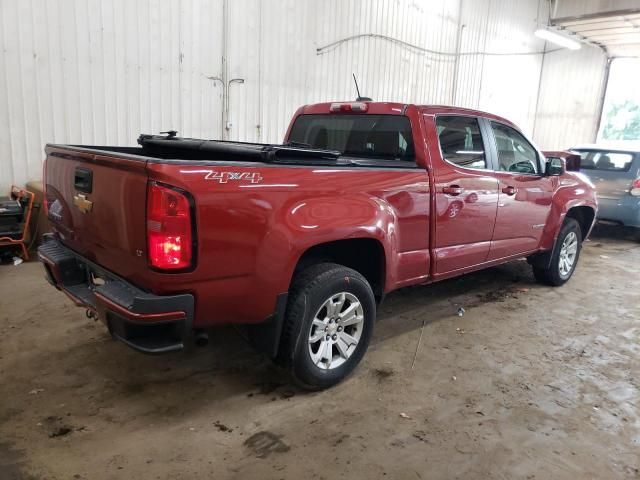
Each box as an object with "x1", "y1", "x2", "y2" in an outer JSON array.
[
  {"x1": 278, "y1": 263, "x2": 375, "y2": 390},
  {"x1": 533, "y1": 218, "x2": 582, "y2": 286}
]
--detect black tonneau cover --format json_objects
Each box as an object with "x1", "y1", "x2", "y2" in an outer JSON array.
[{"x1": 137, "y1": 134, "x2": 341, "y2": 164}]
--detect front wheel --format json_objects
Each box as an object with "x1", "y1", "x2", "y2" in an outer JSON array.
[
  {"x1": 278, "y1": 263, "x2": 375, "y2": 390},
  {"x1": 533, "y1": 218, "x2": 582, "y2": 286}
]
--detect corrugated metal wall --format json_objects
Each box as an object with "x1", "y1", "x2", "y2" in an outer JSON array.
[
  {"x1": 0, "y1": 0, "x2": 607, "y2": 190},
  {"x1": 0, "y1": 0, "x2": 224, "y2": 191},
  {"x1": 533, "y1": 45, "x2": 608, "y2": 149}
]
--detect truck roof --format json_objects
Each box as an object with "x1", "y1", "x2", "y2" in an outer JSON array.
[
  {"x1": 571, "y1": 143, "x2": 640, "y2": 153},
  {"x1": 298, "y1": 102, "x2": 517, "y2": 129}
]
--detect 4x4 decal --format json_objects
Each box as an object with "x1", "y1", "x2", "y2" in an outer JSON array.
[{"x1": 204, "y1": 171, "x2": 264, "y2": 184}]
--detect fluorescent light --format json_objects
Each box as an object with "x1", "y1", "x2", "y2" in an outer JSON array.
[{"x1": 535, "y1": 28, "x2": 581, "y2": 50}]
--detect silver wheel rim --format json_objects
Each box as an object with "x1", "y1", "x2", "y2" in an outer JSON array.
[
  {"x1": 559, "y1": 231, "x2": 578, "y2": 277},
  {"x1": 308, "y1": 292, "x2": 364, "y2": 370}
]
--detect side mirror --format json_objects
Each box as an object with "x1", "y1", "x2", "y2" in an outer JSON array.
[
  {"x1": 565, "y1": 154, "x2": 581, "y2": 172},
  {"x1": 545, "y1": 158, "x2": 564, "y2": 176}
]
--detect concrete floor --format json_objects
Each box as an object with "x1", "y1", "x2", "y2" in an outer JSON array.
[{"x1": 1, "y1": 226, "x2": 639, "y2": 480}]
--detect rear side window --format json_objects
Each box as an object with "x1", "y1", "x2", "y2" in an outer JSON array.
[
  {"x1": 288, "y1": 114, "x2": 415, "y2": 163},
  {"x1": 436, "y1": 116, "x2": 486, "y2": 169},
  {"x1": 491, "y1": 122, "x2": 540, "y2": 175},
  {"x1": 572, "y1": 150, "x2": 634, "y2": 172}
]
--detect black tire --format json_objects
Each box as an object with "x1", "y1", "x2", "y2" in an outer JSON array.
[
  {"x1": 533, "y1": 218, "x2": 582, "y2": 286},
  {"x1": 277, "y1": 263, "x2": 375, "y2": 390}
]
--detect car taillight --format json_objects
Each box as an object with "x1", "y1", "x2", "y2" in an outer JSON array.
[
  {"x1": 147, "y1": 182, "x2": 194, "y2": 270},
  {"x1": 329, "y1": 102, "x2": 368, "y2": 113},
  {"x1": 630, "y1": 178, "x2": 640, "y2": 196}
]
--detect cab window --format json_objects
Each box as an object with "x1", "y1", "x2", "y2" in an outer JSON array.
[
  {"x1": 288, "y1": 114, "x2": 415, "y2": 163},
  {"x1": 491, "y1": 122, "x2": 540, "y2": 175},
  {"x1": 436, "y1": 116, "x2": 487, "y2": 169}
]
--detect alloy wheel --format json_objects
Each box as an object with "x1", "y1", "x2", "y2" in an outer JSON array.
[
  {"x1": 558, "y1": 231, "x2": 578, "y2": 277},
  {"x1": 307, "y1": 292, "x2": 364, "y2": 370}
]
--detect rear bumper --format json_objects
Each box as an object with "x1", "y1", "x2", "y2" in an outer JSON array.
[
  {"x1": 37, "y1": 235, "x2": 194, "y2": 354},
  {"x1": 597, "y1": 196, "x2": 640, "y2": 227}
]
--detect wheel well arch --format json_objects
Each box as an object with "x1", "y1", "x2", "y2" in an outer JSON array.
[
  {"x1": 293, "y1": 238, "x2": 386, "y2": 301},
  {"x1": 565, "y1": 206, "x2": 596, "y2": 240}
]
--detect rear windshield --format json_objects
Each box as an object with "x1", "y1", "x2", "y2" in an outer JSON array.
[
  {"x1": 288, "y1": 114, "x2": 415, "y2": 164},
  {"x1": 572, "y1": 150, "x2": 635, "y2": 172}
]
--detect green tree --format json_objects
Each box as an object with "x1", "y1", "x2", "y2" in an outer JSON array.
[{"x1": 602, "y1": 100, "x2": 640, "y2": 140}]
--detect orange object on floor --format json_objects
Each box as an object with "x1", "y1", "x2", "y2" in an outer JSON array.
[{"x1": 0, "y1": 186, "x2": 35, "y2": 261}]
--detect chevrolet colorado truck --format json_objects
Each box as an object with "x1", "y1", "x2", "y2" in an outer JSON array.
[{"x1": 39, "y1": 101, "x2": 597, "y2": 389}]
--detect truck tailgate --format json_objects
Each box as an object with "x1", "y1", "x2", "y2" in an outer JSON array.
[{"x1": 44, "y1": 146, "x2": 149, "y2": 280}]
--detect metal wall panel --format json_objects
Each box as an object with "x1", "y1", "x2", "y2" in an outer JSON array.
[
  {"x1": 533, "y1": 45, "x2": 608, "y2": 149},
  {"x1": 0, "y1": 0, "x2": 608, "y2": 191},
  {"x1": 458, "y1": 0, "x2": 547, "y2": 132},
  {"x1": 197, "y1": 0, "x2": 550, "y2": 143},
  {"x1": 253, "y1": 0, "x2": 462, "y2": 143},
  {"x1": 0, "y1": 0, "x2": 223, "y2": 191}
]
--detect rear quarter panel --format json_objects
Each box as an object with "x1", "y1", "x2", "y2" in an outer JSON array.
[{"x1": 147, "y1": 162, "x2": 430, "y2": 325}]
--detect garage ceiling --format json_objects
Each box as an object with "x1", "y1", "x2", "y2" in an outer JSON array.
[{"x1": 552, "y1": 8, "x2": 640, "y2": 57}]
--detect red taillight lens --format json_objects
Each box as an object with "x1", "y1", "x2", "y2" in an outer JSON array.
[
  {"x1": 630, "y1": 178, "x2": 640, "y2": 197},
  {"x1": 147, "y1": 182, "x2": 193, "y2": 270}
]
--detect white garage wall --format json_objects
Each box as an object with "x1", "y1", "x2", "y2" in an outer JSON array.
[
  {"x1": 0, "y1": 0, "x2": 606, "y2": 191},
  {"x1": 251, "y1": 0, "x2": 548, "y2": 143},
  {"x1": 533, "y1": 45, "x2": 608, "y2": 150},
  {"x1": 0, "y1": 0, "x2": 224, "y2": 191}
]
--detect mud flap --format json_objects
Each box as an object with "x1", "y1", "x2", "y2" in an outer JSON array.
[
  {"x1": 527, "y1": 237, "x2": 559, "y2": 269},
  {"x1": 246, "y1": 293, "x2": 289, "y2": 358}
]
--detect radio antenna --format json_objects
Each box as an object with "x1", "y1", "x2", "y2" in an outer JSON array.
[
  {"x1": 353, "y1": 73, "x2": 362, "y2": 99},
  {"x1": 352, "y1": 73, "x2": 372, "y2": 102}
]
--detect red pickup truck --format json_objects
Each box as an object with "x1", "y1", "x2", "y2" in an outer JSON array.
[{"x1": 39, "y1": 101, "x2": 597, "y2": 389}]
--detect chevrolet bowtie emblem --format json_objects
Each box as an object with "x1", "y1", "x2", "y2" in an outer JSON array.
[{"x1": 73, "y1": 193, "x2": 93, "y2": 213}]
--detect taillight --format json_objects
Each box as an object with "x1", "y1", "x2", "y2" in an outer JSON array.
[
  {"x1": 630, "y1": 178, "x2": 640, "y2": 196},
  {"x1": 147, "y1": 182, "x2": 194, "y2": 270},
  {"x1": 329, "y1": 102, "x2": 368, "y2": 113}
]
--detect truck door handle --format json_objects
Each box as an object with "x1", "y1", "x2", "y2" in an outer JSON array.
[
  {"x1": 502, "y1": 186, "x2": 517, "y2": 196},
  {"x1": 74, "y1": 167, "x2": 93, "y2": 193},
  {"x1": 442, "y1": 185, "x2": 463, "y2": 196}
]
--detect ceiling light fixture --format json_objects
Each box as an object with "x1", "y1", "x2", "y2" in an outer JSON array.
[{"x1": 534, "y1": 28, "x2": 581, "y2": 50}]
